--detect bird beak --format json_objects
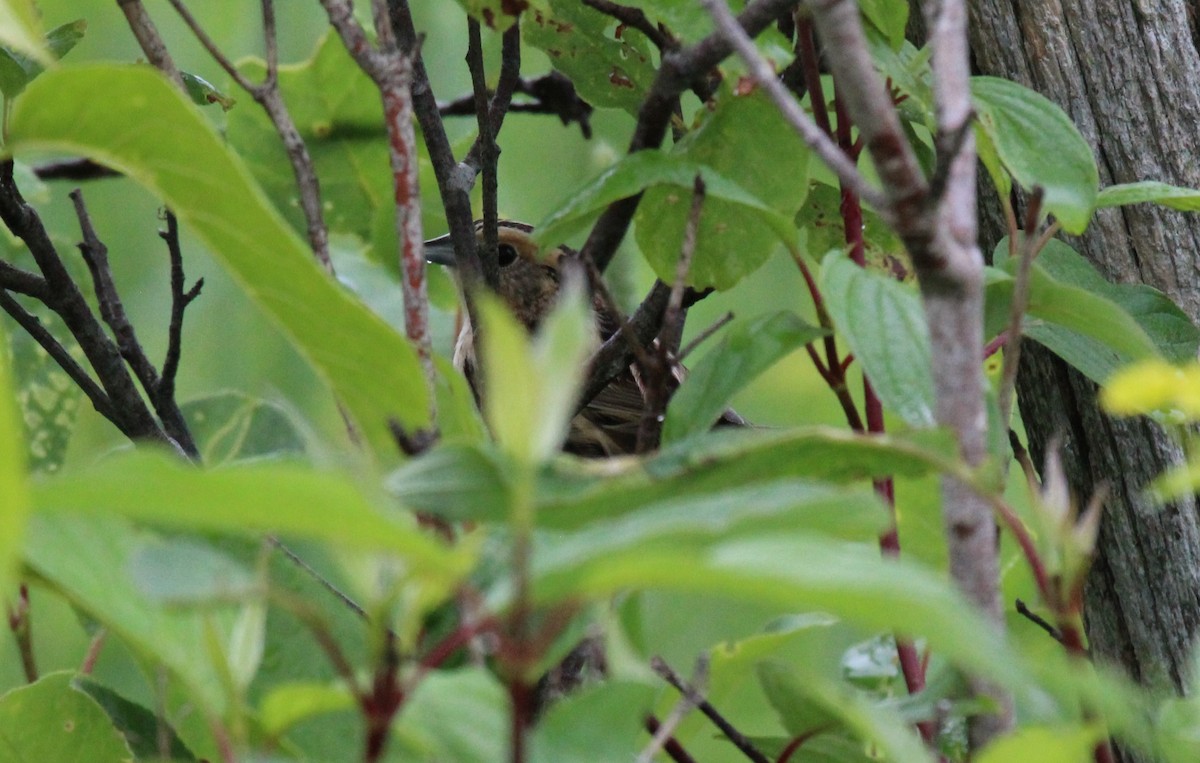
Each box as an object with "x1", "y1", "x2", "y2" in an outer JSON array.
[{"x1": 424, "y1": 233, "x2": 456, "y2": 267}]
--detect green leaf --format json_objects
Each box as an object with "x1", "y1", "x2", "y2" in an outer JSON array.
[
  {"x1": 820, "y1": 253, "x2": 935, "y2": 427},
  {"x1": 534, "y1": 150, "x2": 794, "y2": 252},
  {"x1": 73, "y1": 677, "x2": 196, "y2": 760},
  {"x1": 23, "y1": 516, "x2": 236, "y2": 713},
  {"x1": 0, "y1": 0, "x2": 51, "y2": 69},
  {"x1": 540, "y1": 426, "x2": 957, "y2": 526},
  {"x1": 522, "y1": 0, "x2": 656, "y2": 115},
  {"x1": 0, "y1": 19, "x2": 84, "y2": 98},
  {"x1": 31, "y1": 449, "x2": 470, "y2": 583},
  {"x1": 0, "y1": 316, "x2": 29, "y2": 601},
  {"x1": 636, "y1": 88, "x2": 811, "y2": 290},
  {"x1": 663, "y1": 310, "x2": 826, "y2": 443},
  {"x1": 757, "y1": 659, "x2": 933, "y2": 763},
  {"x1": 975, "y1": 725, "x2": 1100, "y2": 763},
  {"x1": 387, "y1": 442, "x2": 511, "y2": 521},
  {"x1": 971, "y1": 76, "x2": 1098, "y2": 234},
  {"x1": 534, "y1": 479, "x2": 890, "y2": 578},
  {"x1": 526, "y1": 535, "x2": 1029, "y2": 694},
  {"x1": 1097, "y1": 180, "x2": 1200, "y2": 212},
  {"x1": 391, "y1": 668, "x2": 508, "y2": 762},
  {"x1": 0, "y1": 672, "x2": 134, "y2": 762},
  {"x1": 8, "y1": 310, "x2": 82, "y2": 474},
  {"x1": 860, "y1": 0, "x2": 909, "y2": 50},
  {"x1": 129, "y1": 538, "x2": 258, "y2": 605},
  {"x1": 260, "y1": 681, "x2": 355, "y2": 739},
  {"x1": 990, "y1": 238, "x2": 1177, "y2": 382},
  {"x1": 181, "y1": 70, "x2": 235, "y2": 110},
  {"x1": 530, "y1": 681, "x2": 655, "y2": 762},
  {"x1": 8, "y1": 65, "x2": 431, "y2": 453},
  {"x1": 182, "y1": 392, "x2": 308, "y2": 465},
  {"x1": 478, "y1": 276, "x2": 595, "y2": 464}
]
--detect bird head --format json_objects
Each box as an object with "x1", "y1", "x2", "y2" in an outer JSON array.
[{"x1": 425, "y1": 221, "x2": 575, "y2": 331}]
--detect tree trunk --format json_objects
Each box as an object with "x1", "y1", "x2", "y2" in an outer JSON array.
[{"x1": 965, "y1": 2, "x2": 1200, "y2": 758}]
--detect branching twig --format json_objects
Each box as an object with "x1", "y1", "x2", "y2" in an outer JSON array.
[
  {"x1": 467, "y1": 18, "x2": 502, "y2": 283},
  {"x1": 439, "y1": 72, "x2": 595, "y2": 137},
  {"x1": 701, "y1": 0, "x2": 886, "y2": 211},
  {"x1": 636, "y1": 175, "x2": 705, "y2": 452},
  {"x1": 582, "y1": 0, "x2": 678, "y2": 52},
  {"x1": 637, "y1": 656, "x2": 707, "y2": 763},
  {"x1": 166, "y1": 0, "x2": 333, "y2": 269},
  {"x1": 579, "y1": 0, "x2": 803, "y2": 274},
  {"x1": 158, "y1": 211, "x2": 203, "y2": 407},
  {"x1": 651, "y1": 656, "x2": 770, "y2": 763}
]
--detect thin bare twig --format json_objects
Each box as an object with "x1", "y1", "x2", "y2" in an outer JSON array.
[
  {"x1": 467, "y1": 18, "x2": 502, "y2": 284},
  {"x1": 997, "y1": 187, "x2": 1045, "y2": 426},
  {"x1": 637, "y1": 655, "x2": 708, "y2": 763},
  {"x1": 651, "y1": 656, "x2": 770, "y2": 763},
  {"x1": 679, "y1": 310, "x2": 733, "y2": 360},
  {"x1": 1015, "y1": 599, "x2": 1065, "y2": 645},
  {"x1": 583, "y1": 0, "x2": 678, "y2": 52},
  {"x1": 158, "y1": 211, "x2": 203, "y2": 406},
  {"x1": 700, "y1": 0, "x2": 886, "y2": 211},
  {"x1": 579, "y1": 0, "x2": 803, "y2": 274},
  {"x1": 643, "y1": 716, "x2": 699, "y2": 763},
  {"x1": 115, "y1": 0, "x2": 184, "y2": 87}
]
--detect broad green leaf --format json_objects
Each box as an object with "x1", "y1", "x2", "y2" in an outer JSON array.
[
  {"x1": 0, "y1": 672, "x2": 134, "y2": 762},
  {"x1": 522, "y1": 0, "x2": 656, "y2": 115},
  {"x1": 526, "y1": 535, "x2": 1027, "y2": 694},
  {"x1": 542, "y1": 426, "x2": 957, "y2": 525},
  {"x1": 8, "y1": 311, "x2": 81, "y2": 474},
  {"x1": 0, "y1": 317, "x2": 29, "y2": 601},
  {"x1": 821, "y1": 253, "x2": 935, "y2": 427},
  {"x1": 129, "y1": 538, "x2": 258, "y2": 604},
  {"x1": 1097, "y1": 180, "x2": 1200, "y2": 212},
  {"x1": 182, "y1": 392, "x2": 308, "y2": 465},
  {"x1": 530, "y1": 681, "x2": 655, "y2": 763},
  {"x1": 391, "y1": 668, "x2": 508, "y2": 762},
  {"x1": 1157, "y1": 696, "x2": 1200, "y2": 763},
  {"x1": 31, "y1": 449, "x2": 470, "y2": 582},
  {"x1": 534, "y1": 150, "x2": 794, "y2": 252},
  {"x1": 533, "y1": 479, "x2": 890, "y2": 576},
  {"x1": 990, "y1": 238, "x2": 1176, "y2": 383},
  {"x1": 0, "y1": 19, "x2": 84, "y2": 98},
  {"x1": 23, "y1": 515, "x2": 235, "y2": 713},
  {"x1": 0, "y1": 0, "x2": 50, "y2": 68},
  {"x1": 73, "y1": 677, "x2": 196, "y2": 760},
  {"x1": 975, "y1": 725, "x2": 1100, "y2": 763},
  {"x1": 8, "y1": 65, "x2": 430, "y2": 453},
  {"x1": 799, "y1": 183, "x2": 909, "y2": 276},
  {"x1": 757, "y1": 659, "x2": 933, "y2": 763},
  {"x1": 637, "y1": 88, "x2": 810, "y2": 290},
  {"x1": 387, "y1": 442, "x2": 511, "y2": 521},
  {"x1": 478, "y1": 277, "x2": 595, "y2": 464},
  {"x1": 260, "y1": 681, "x2": 356, "y2": 739},
  {"x1": 972, "y1": 77, "x2": 1098, "y2": 234},
  {"x1": 860, "y1": 0, "x2": 909, "y2": 50},
  {"x1": 663, "y1": 311, "x2": 826, "y2": 443},
  {"x1": 394, "y1": 427, "x2": 957, "y2": 527}
]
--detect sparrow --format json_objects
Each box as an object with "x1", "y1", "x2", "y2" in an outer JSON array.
[{"x1": 425, "y1": 220, "x2": 659, "y2": 457}]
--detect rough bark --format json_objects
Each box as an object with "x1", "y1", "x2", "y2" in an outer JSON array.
[{"x1": 966, "y1": 2, "x2": 1200, "y2": 757}]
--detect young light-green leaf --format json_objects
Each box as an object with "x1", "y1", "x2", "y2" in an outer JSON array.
[
  {"x1": 7, "y1": 64, "x2": 430, "y2": 454},
  {"x1": 0, "y1": 0, "x2": 50, "y2": 67},
  {"x1": 662, "y1": 310, "x2": 826, "y2": 443},
  {"x1": 821, "y1": 253, "x2": 935, "y2": 427},
  {"x1": 972, "y1": 76, "x2": 1098, "y2": 234}
]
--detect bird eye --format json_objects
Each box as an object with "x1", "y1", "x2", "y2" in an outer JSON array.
[{"x1": 497, "y1": 243, "x2": 518, "y2": 266}]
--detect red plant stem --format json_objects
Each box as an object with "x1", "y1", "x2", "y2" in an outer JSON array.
[{"x1": 644, "y1": 715, "x2": 699, "y2": 763}]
